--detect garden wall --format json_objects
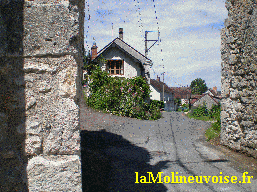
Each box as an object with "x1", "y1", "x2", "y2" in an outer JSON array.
[
  {"x1": 0, "y1": 0, "x2": 84, "y2": 191},
  {"x1": 220, "y1": 0, "x2": 257, "y2": 157}
]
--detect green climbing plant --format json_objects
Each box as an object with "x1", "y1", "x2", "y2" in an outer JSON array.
[{"x1": 85, "y1": 64, "x2": 162, "y2": 120}]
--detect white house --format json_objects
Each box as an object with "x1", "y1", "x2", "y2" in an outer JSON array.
[
  {"x1": 150, "y1": 76, "x2": 175, "y2": 111},
  {"x1": 91, "y1": 28, "x2": 152, "y2": 84}
]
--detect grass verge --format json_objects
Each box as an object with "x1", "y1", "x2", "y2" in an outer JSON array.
[
  {"x1": 205, "y1": 120, "x2": 221, "y2": 141},
  {"x1": 205, "y1": 125, "x2": 220, "y2": 141},
  {"x1": 186, "y1": 112, "x2": 215, "y2": 122},
  {"x1": 185, "y1": 112, "x2": 220, "y2": 142}
]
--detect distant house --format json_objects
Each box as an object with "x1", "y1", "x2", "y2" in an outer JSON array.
[
  {"x1": 189, "y1": 94, "x2": 202, "y2": 107},
  {"x1": 169, "y1": 86, "x2": 191, "y2": 105},
  {"x1": 150, "y1": 76, "x2": 175, "y2": 111},
  {"x1": 190, "y1": 93, "x2": 220, "y2": 110},
  {"x1": 189, "y1": 86, "x2": 221, "y2": 110},
  {"x1": 204, "y1": 86, "x2": 221, "y2": 98},
  {"x1": 91, "y1": 28, "x2": 152, "y2": 84}
]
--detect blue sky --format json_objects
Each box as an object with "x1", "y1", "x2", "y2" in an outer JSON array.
[{"x1": 84, "y1": 0, "x2": 228, "y2": 91}]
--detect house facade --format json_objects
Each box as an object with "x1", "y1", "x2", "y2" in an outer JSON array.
[
  {"x1": 91, "y1": 28, "x2": 152, "y2": 84},
  {"x1": 191, "y1": 93, "x2": 220, "y2": 110},
  {"x1": 150, "y1": 76, "x2": 175, "y2": 111}
]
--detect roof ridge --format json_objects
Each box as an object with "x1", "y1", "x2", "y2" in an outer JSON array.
[
  {"x1": 93, "y1": 37, "x2": 152, "y2": 62},
  {"x1": 115, "y1": 38, "x2": 151, "y2": 61},
  {"x1": 207, "y1": 93, "x2": 220, "y2": 104},
  {"x1": 150, "y1": 79, "x2": 173, "y2": 93}
]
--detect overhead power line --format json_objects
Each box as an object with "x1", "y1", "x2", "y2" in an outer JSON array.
[{"x1": 85, "y1": 1, "x2": 91, "y2": 52}]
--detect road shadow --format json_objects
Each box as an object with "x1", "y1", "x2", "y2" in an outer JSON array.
[{"x1": 81, "y1": 129, "x2": 170, "y2": 192}]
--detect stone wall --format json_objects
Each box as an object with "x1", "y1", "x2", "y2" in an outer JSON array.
[
  {"x1": 220, "y1": 0, "x2": 257, "y2": 158},
  {"x1": 0, "y1": 0, "x2": 84, "y2": 191}
]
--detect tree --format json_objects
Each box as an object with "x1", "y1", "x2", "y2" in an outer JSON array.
[
  {"x1": 190, "y1": 78, "x2": 208, "y2": 95},
  {"x1": 83, "y1": 51, "x2": 102, "y2": 75}
]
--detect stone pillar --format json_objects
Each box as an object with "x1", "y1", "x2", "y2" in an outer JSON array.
[
  {"x1": 0, "y1": 0, "x2": 84, "y2": 191},
  {"x1": 220, "y1": 0, "x2": 257, "y2": 157}
]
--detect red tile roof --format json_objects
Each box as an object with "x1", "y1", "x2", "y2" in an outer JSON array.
[
  {"x1": 169, "y1": 87, "x2": 191, "y2": 99},
  {"x1": 191, "y1": 95, "x2": 203, "y2": 99},
  {"x1": 150, "y1": 79, "x2": 173, "y2": 94}
]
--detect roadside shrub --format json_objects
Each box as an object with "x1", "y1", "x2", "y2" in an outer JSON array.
[
  {"x1": 181, "y1": 103, "x2": 189, "y2": 112},
  {"x1": 187, "y1": 103, "x2": 221, "y2": 141},
  {"x1": 192, "y1": 103, "x2": 209, "y2": 117},
  {"x1": 209, "y1": 104, "x2": 221, "y2": 132},
  {"x1": 205, "y1": 126, "x2": 219, "y2": 141},
  {"x1": 208, "y1": 104, "x2": 221, "y2": 121},
  {"x1": 150, "y1": 100, "x2": 164, "y2": 109},
  {"x1": 86, "y1": 66, "x2": 161, "y2": 120}
]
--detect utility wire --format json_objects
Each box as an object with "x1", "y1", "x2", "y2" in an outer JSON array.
[
  {"x1": 85, "y1": 1, "x2": 91, "y2": 52},
  {"x1": 135, "y1": 0, "x2": 144, "y2": 44},
  {"x1": 150, "y1": 0, "x2": 164, "y2": 78}
]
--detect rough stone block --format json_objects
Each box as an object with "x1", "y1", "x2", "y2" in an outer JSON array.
[
  {"x1": 57, "y1": 65, "x2": 78, "y2": 99},
  {"x1": 42, "y1": 98, "x2": 80, "y2": 155},
  {"x1": 238, "y1": 78, "x2": 248, "y2": 88},
  {"x1": 26, "y1": 121, "x2": 42, "y2": 135},
  {"x1": 221, "y1": 79, "x2": 230, "y2": 97},
  {"x1": 230, "y1": 77, "x2": 240, "y2": 88},
  {"x1": 26, "y1": 135, "x2": 42, "y2": 156},
  {"x1": 228, "y1": 54, "x2": 238, "y2": 66},
  {"x1": 229, "y1": 88, "x2": 239, "y2": 99},
  {"x1": 23, "y1": 2, "x2": 81, "y2": 56},
  {"x1": 1, "y1": 0, "x2": 84, "y2": 191},
  {"x1": 25, "y1": 94, "x2": 36, "y2": 110},
  {"x1": 27, "y1": 155, "x2": 81, "y2": 192},
  {"x1": 221, "y1": 111, "x2": 229, "y2": 120},
  {"x1": 240, "y1": 121, "x2": 255, "y2": 129},
  {"x1": 240, "y1": 96, "x2": 254, "y2": 103},
  {"x1": 234, "y1": 102, "x2": 242, "y2": 112}
]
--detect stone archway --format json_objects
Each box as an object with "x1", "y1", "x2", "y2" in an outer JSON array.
[{"x1": 1, "y1": 0, "x2": 256, "y2": 191}]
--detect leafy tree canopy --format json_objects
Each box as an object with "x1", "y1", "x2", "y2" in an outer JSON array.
[{"x1": 190, "y1": 78, "x2": 208, "y2": 95}]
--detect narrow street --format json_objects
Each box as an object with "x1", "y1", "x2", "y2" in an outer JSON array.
[{"x1": 80, "y1": 102, "x2": 257, "y2": 191}]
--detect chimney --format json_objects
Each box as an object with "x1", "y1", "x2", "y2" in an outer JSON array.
[
  {"x1": 157, "y1": 75, "x2": 160, "y2": 82},
  {"x1": 91, "y1": 42, "x2": 97, "y2": 60},
  {"x1": 119, "y1": 28, "x2": 123, "y2": 40},
  {"x1": 213, "y1": 86, "x2": 217, "y2": 93}
]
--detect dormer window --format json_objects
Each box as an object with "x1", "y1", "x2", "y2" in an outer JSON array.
[{"x1": 106, "y1": 60, "x2": 124, "y2": 75}]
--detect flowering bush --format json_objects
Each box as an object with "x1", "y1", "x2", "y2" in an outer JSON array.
[{"x1": 86, "y1": 66, "x2": 162, "y2": 120}]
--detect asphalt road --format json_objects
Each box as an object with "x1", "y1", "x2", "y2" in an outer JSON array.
[{"x1": 80, "y1": 104, "x2": 257, "y2": 191}]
